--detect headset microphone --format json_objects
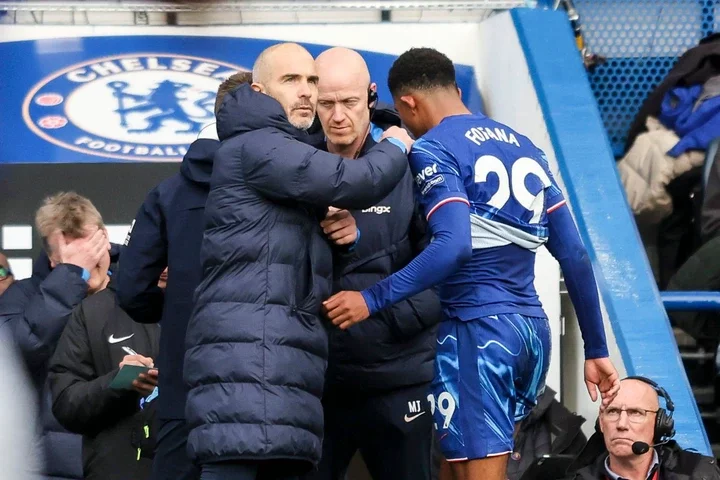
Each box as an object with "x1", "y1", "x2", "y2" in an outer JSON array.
[
  {"x1": 632, "y1": 439, "x2": 670, "y2": 455},
  {"x1": 632, "y1": 442, "x2": 650, "y2": 455}
]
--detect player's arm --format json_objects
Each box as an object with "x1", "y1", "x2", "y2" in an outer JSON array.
[
  {"x1": 546, "y1": 197, "x2": 621, "y2": 405},
  {"x1": 324, "y1": 139, "x2": 472, "y2": 328},
  {"x1": 545, "y1": 196, "x2": 608, "y2": 359}
]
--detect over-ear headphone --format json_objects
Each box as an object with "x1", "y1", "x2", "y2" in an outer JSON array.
[
  {"x1": 368, "y1": 86, "x2": 378, "y2": 120},
  {"x1": 594, "y1": 375, "x2": 675, "y2": 444},
  {"x1": 367, "y1": 87, "x2": 378, "y2": 108}
]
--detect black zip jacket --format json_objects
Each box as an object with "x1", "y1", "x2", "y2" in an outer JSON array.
[
  {"x1": 327, "y1": 105, "x2": 442, "y2": 392},
  {"x1": 48, "y1": 273, "x2": 160, "y2": 480}
]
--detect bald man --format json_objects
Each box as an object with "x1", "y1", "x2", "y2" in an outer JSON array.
[
  {"x1": 184, "y1": 43, "x2": 413, "y2": 480},
  {"x1": 0, "y1": 253, "x2": 14, "y2": 297},
  {"x1": 305, "y1": 47, "x2": 441, "y2": 480},
  {"x1": 567, "y1": 377, "x2": 720, "y2": 480}
]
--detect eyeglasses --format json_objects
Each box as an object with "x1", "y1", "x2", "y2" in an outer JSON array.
[
  {"x1": 0, "y1": 266, "x2": 12, "y2": 280},
  {"x1": 603, "y1": 406, "x2": 659, "y2": 424}
]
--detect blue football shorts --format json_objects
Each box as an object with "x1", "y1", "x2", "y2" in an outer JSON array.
[{"x1": 429, "y1": 314, "x2": 551, "y2": 461}]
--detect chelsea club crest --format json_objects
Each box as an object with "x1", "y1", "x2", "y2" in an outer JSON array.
[{"x1": 22, "y1": 53, "x2": 246, "y2": 161}]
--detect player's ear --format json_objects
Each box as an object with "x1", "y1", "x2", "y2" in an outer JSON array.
[
  {"x1": 251, "y1": 82, "x2": 265, "y2": 94},
  {"x1": 398, "y1": 95, "x2": 417, "y2": 111},
  {"x1": 457, "y1": 86, "x2": 463, "y2": 97}
]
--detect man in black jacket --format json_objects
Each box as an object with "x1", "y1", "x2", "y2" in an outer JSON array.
[
  {"x1": 49, "y1": 255, "x2": 160, "y2": 480},
  {"x1": 566, "y1": 377, "x2": 720, "y2": 480},
  {"x1": 0, "y1": 192, "x2": 110, "y2": 480},
  {"x1": 306, "y1": 46, "x2": 441, "y2": 480},
  {"x1": 117, "y1": 71, "x2": 252, "y2": 480}
]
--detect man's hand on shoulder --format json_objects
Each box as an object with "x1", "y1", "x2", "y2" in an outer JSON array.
[
  {"x1": 321, "y1": 207, "x2": 358, "y2": 246},
  {"x1": 381, "y1": 126, "x2": 414, "y2": 153},
  {"x1": 323, "y1": 291, "x2": 370, "y2": 330}
]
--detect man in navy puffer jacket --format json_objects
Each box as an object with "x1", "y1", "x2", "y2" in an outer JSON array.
[
  {"x1": 183, "y1": 43, "x2": 412, "y2": 480},
  {"x1": 118, "y1": 72, "x2": 253, "y2": 480}
]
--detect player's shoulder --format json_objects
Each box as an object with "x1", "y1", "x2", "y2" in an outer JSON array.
[
  {"x1": 424, "y1": 113, "x2": 492, "y2": 139},
  {"x1": 411, "y1": 114, "x2": 487, "y2": 159},
  {"x1": 427, "y1": 114, "x2": 543, "y2": 154}
]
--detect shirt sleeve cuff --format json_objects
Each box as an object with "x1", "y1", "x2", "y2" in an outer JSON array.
[
  {"x1": 347, "y1": 228, "x2": 361, "y2": 252},
  {"x1": 62, "y1": 264, "x2": 91, "y2": 282},
  {"x1": 585, "y1": 346, "x2": 610, "y2": 360},
  {"x1": 360, "y1": 289, "x2": 379, "y2": 316}
]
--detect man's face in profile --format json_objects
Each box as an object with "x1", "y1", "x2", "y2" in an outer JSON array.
[{"x1": 254, "y1": 48, "x2": 319, "y2": 130}]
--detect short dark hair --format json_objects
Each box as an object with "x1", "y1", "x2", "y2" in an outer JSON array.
[
  {"x1": 215, "y1": 71, "x2": 254, "y2": 115},
  {"x1": 388, "y1": 47, "x2": 457, "y2": 97}
]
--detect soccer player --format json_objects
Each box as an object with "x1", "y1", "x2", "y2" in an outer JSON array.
[{"x1": 323, "y1": 47, "x2": 621, "y2": 480}]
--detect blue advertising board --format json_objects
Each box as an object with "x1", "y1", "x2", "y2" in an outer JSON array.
[{"x1": 0, "y1": 35, "x2": 483, "y2": 163}]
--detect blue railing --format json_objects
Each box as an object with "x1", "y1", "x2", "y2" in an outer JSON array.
[{"x1": 661, "y1": 292, "x2": 720, "y2": 312}]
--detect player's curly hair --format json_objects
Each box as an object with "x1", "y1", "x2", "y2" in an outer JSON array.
[{"x1": 388, "y1": 47, "x2": 457, "y2": 97}]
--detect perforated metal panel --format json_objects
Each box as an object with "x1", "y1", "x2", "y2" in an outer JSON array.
[{"x1": 572, "y1": 0, "x2": 718, "y2": 156}]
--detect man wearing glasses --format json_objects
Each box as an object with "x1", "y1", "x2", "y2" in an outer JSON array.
[
  {"x1": 566, "y1": 377, "x2": 720, "y2": 479},
  {"x1": 0, "y1": 253, "x2": 13, "y2": 296}
]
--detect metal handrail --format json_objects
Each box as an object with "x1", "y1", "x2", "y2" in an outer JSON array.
[{"x1": 661, "y1": 291, "x2": 720, "y2": 312}]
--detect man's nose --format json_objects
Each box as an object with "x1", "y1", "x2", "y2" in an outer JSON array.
[
  {"x1": 331, "y1": 105, "x2": 346, "y2": 123},
  {"x1": 298, "y1": 79, "x2": 312, "y2": 98},
  {"x1": 616, "y1": 411, "x2": 630, "y2": 430}
]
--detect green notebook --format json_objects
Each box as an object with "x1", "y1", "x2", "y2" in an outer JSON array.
[{"x1": 109, "y1": 364, "x2": 151, "y2": 390}]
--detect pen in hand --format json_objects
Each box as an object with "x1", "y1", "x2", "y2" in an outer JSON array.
[
  {"x1": 122, "y1": 346, "x2": 138, "y2": 356},
  {"x1": 121, "y1": 346, "x2": 154, "y2": 369}
]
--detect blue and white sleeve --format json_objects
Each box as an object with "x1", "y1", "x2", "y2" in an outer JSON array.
[
  {"x1": 537, "y1": 149, "x2": 567, "y2": 214},
  {"x1": 546, "y1": 203, "x2": 609, "y2": 359},
  {"x1": 410, "y1": 138, "x2": 470, "y2": 219},
  {"x1": 537, "y1": 148, "x2": 607, "y2": 358},
  {"x1": 361, "y1": 140, "x2": 473, "y2": 314}
]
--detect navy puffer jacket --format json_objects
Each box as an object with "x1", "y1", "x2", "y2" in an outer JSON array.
[{"x1": 183, "y1": 84, "x2": 408, "y2": 471}]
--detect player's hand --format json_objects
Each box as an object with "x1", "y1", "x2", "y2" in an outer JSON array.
[
  {"x1": 323, "y1": 291, "x2": 370, "y2": 330},
  {"x1": 584, "y1": 357, "x2": 620, "y2": 408},
  {"x1": 381, "y1": 126, "x2": 414, "y2": 152},
  {"x1": 321, "y1": 208, "x2": 357, "y2": 246}
]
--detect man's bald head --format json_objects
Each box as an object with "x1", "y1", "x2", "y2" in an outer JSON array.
[
  {"x1": 618, "y1": 378, "x2": 660, "y2": 409},
  {"x1": 315, "y1": 47, "x2": 376, "y2": 156},
  {"x1": 252, "y1": 43, "x2": 313, "y2": 84},
  {"x1": 315, "y1": 47, "x2": 371, "y2": 89},
  {"x1": 250, "y1": 43, "x2": 318, "y2": 130}
]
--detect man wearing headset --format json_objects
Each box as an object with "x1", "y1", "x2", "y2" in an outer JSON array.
[
  {"x1": 567, "y1": 377, "x2": 720, "y2": 480},
  {"x1": 305, "y1": 47, "x2": 441, "y2": 480}
]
